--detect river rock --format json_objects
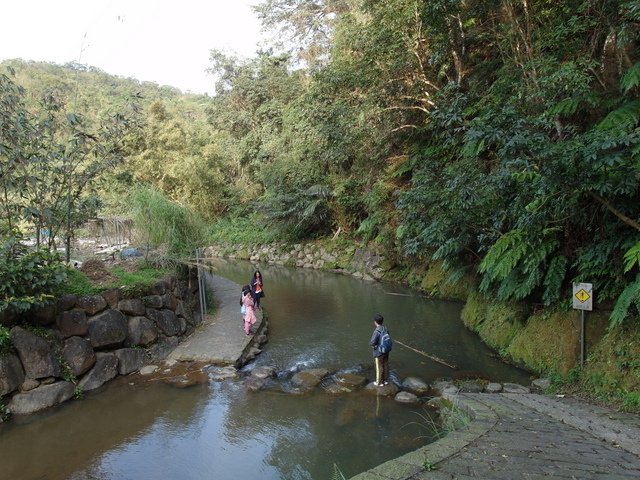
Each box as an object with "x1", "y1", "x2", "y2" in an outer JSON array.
[
  {"x1": 207, "y1": 366, "x2": 238, "y2": 381},
  {"x1": 0, "y1": 353, "x2": 25, "y2": 396},
  {"x1": 245, "y1": 376, "x2": 267, "y2": 392},
  {"x1": 364, "y1": 382, "x2": 399, "y2": 397},
  {"x1": 117, "y1": 299, "x2": 146, "y2": 316},
  {"x1": 401, "y1": 376, "x2": 430, "y2": 395},
  {"x1": 76, "y1": 295, "x2": 108, "y2": 315},
  {"x1": 163, "y1": 371, "x2": 208, "y2": 388},
  {"x1": 334, "y1": 373, "x2": 367, "y2": 392},
  {"x1": 426, "y1": 396, "x2": 453, "y2": 410},
  {"x1": 101, "y1": 289, "x2": 120, "y2": 309},
  {"x1": 57, "y1": 309, "x2": 88, "y2": 338},
  {"x1": 503, "y1": 382, "x2": 530, "y2": 393},
  {"x1": 62, "y1": 336, "x2": 96, "y2": 376},
  {"x1": 139, "y1": 365, "x2": 159, "y2": 375},
  {"x1": 146, "y1": 308, "x2": 181, "y2": 336},
  {"x1": 79, "y1": 352, "x2": 118, "y2": 391},
  {"x1": 458, "y1": 380, "x2": 484, "y2": 393},
  {"x1": 531, "y1": 378, "x2": 551, "y2": 392},
  {"x1": 147, "y1": 335, "x2": 180, "y2": 361},
  {"x1": 126, "y1": 316, "x2": 159, "y2": 346},
  {"x1": 57, "y1": 294, "x2": 77, "y2": 312},
  {"x1": 432, "y1": 380, "x2": 458, "y2": 396},
  {"x1": 252, "y1": 366, "x2": 276, "y2": 379},
  {"x1": 143, "y1": 295, "x2": 164, "y2": 309},
  {"x1": 291, "y1": 369, "x2": 329, "y2": 390},
  {"x1": 485, "y1": 382, "x2": 503, "y2": 393},
  {"x1": 395, "y1": 391, "x2": 420, "y2": 404},
  {"x1": 87, "y1": 309, "x2": 127, "y2": 349},
  {"x1": 7, "y1": 381, "x2": 75, "y2": 415},
  {"x1": 114, "y1": 348, "x2": 147, "y2": 375},
  {"x1": 10, "y1": 326, "x2": 61, "y2": 379},
  {"x1": 30, "y1": 303, "x2": 57, "y2": 326},
  {"x1": 20, "y1": 378, "x2": 40, "y2": 392}
]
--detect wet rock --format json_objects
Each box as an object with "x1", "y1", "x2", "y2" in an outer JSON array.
[
  {"x1": 163, "y1": 371, "x2": 208, "y2": 388},
  {"x1": 78, "y1": 352, "x2": 118, "y2": 391},
  {"x1": 87, "y1": 309, "x2": 127, "y2": 349},
  {"x1": 395, "y1": 391, "x2": 420, "y2": 404},
  {"x1": 139, "y1": 365, "x2": 159, "y2": 375},
  {"x1": 334, "y1": 372, "x2": 367, "y2": 390},
  {"x1": 146, "y1": 308, "x2": 181, "y2": 336},
  {"x1": 114, "y1": 348, "x2": 147, "y2": 375},
  {"x1": 117, "y1": 299, "x2": 146, "y2": 316},
  {"x1": 0, "y1": 353, "x2": 25, "y2": 396},
  {"x1": 207, "y1": 366, "x2": 238, "y2": 381},
  {"x1": 401, "y1": 376, "x2": 430, "y2": 395},
  {"x1": 426, "y1": 396, "x2": 453, "y2": 410},
  {"x1": 143, "y1": 295, "x2": 164, "y2": 309},
  {"x1": 503, "y1": 382, "x2": 530, "y2": 393},
  {"x1": 10, "y1": 326, "x2": 61, "y2": 379},
  {"x1": 57, "y1": 294, "x2": 77, "y2": 312},
  {"x1": 458, "y1": 380, "x2": 484, "y2": 393},
  {"x1": 485, "y1": 382, "x2": 503, "y2": 393},
  {"x1": 245, "y1": 376, "x2": 267, "y2": 392},
  {"x1": 292, "y1": 368, "x2": 329, "y2": 389},
  {"x1": 531, "y1": 378, "x2": 551, "y2": 392},
  {"x1": 62, "y1": 336, "x2": 96, "y2": 376},
  {"x1": 7, "y1": 381, "x2": 75, "y2": 415},
  {"x1": 364, "y1": 382, "x2": 400, "y2": 397},
  {"x1": 252, "y1": 366, "x2": 276, "y2": 379},
  {"x1": 76, "y1": 295, "x2": 108, "y2": 316},
  {"x1": 126, "y1": 316, "x2": 159, "y2": 347},
  {"x1": 432, "y1": 381, "x2": 458, "y2": 396},
  {"x1": 57, "y1": 309, "x2": 88, "y2": 338}
]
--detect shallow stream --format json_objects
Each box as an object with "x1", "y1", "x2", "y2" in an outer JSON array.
[{"x1": 0, "y1": 260, "x2": 530, "y2": 480}]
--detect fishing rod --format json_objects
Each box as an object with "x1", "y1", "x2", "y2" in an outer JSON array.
[{"x1": 394, "y1": 339, "x2": 457, "y2": 369}]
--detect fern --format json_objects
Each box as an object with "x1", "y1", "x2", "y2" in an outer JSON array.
[
  {"x1": 623, "y1": 241, "x2": 640, "y2": 273},
  {"x1": 331, "y1": 464, "x2": 346, "y2": 480},
  {"x1": 621, "y1": 62, "x2": 640, "y2": 93},
  {"x1": 596, "y1": 99, "x2": 640, "y2": 133},
  {"x1": 610, "y1": 273, "x2": 640, "y2": 328},
  {"x1": 543, "y1": 255, "x2": 568, "y2": 305}
]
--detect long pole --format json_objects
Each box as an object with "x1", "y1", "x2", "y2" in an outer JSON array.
[
  {"x1": 196, "y1": 248, "x2": 205, "y2": 321},
  {"x1": 580, "y1": 310, "x2": 585, "y2": 369},
  {"x1": 394, "y1": 339, "x2": 457, "y2": 369}
]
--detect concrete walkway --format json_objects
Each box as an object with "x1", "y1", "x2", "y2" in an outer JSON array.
[
  {"x1": 168, "y1": 273, "x2": 264, "y2": 366},
  {"x1": 351, "y1": 393, "x2": 640, "y2": 480}
]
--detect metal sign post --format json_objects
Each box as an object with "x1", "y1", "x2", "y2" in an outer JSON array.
[{"x1": 572, "y1": 282, "x2": 593, "y2": 368}]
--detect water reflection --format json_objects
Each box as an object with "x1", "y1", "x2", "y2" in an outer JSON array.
[{"x1": 0, "y1": 259, "x2": 530, "y2": 480}]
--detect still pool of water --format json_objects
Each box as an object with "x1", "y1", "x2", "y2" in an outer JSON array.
[{"x1": 0, "y1": 260, "x2": 531, "y2": 480}]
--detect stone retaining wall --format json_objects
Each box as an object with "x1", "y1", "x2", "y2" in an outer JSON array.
[{"x1": 0, "y1": 267, "x2": 201, "y2": 419}]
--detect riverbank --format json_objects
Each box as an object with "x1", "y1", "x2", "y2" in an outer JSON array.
[
  {"x1": 203, "y1": 239, "x2": 640, "y2": 412},
  {"x1": 350, "y1": 391, "x2": 640, "y2": 479}
]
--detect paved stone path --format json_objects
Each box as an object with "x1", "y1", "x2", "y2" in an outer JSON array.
[
  {"x1": 168, "y1": 273, "x2": 264, "y2": 366},
  {"x1": 352, "y1": 393, "x2": 640, "y2": 480}
]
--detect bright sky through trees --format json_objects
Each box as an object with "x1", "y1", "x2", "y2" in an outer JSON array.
[{"x1": 0, "y1": 0, "x2": 262, "y2": 95}]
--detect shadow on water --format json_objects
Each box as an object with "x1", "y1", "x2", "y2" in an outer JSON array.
[{"x1": 0, "y1": 259, "x2": 531, "y2": 480}]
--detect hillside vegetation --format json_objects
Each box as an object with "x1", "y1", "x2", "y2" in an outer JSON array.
[{"x1": 1, "y1": 0, "x2": 639, "y2": 407}]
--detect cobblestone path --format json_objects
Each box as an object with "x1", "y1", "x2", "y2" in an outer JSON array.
[{"x1": 352, "y1": 393, "x2": 640, "y2": 480}]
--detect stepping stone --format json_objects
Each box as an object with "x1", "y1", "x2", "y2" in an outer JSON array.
[{"x1": 503, "y1": 382, "x2": 530, "y2": 393}]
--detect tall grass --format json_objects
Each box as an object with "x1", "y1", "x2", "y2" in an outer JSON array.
[{"x1": 129, "y1": 187, "x2": 205, "y2": 259}]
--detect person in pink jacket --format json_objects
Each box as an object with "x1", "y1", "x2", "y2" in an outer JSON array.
[{"x1": 242, "y1": 286, "x2": 257, "y2": 336}]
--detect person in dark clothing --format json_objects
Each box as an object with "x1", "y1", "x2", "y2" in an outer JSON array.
[
  {"x1": 250, "y1": 270, "x2": 264, "y2": 309},
  {"x1": 369, "y1": 313, "x2": 390, "y2": 386}
]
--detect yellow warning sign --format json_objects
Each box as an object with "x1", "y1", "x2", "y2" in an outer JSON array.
[{"x1": 575, "y1": 289, "x2": 590, "y2": 303}]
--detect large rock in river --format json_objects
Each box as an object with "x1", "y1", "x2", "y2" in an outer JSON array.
[
  {"x1": 291, "y1": 368, "x2": 329, "y2": 389},
  {"x1": 114, "y1": 348, "x2": 146, "y2": 375},
  {"x1": 7, "y1": 381, "x2": 75, "y2": 415},
  {"x1": 0, "y1": 353, "x2": 25, "y2": 396},
  {"x1": 78, "y1": 352, "x2": 118, "y2": 391},
  {"x1": 401, "y1": 376, "x2": 430, "y2": 395},
  {"x1": 10, "y1": 326, "x2": 61, "y2": 379},
  {"x1": 62, "y1": 336, "x2": 96, "y2": 376},
  {"x1": 87, "y1": 309, "x2": 127, "y2": 349}
]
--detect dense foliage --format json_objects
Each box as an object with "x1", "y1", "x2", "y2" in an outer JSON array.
[{"x1": 2, "y1": 0, "x2": 639, "y2": 328}]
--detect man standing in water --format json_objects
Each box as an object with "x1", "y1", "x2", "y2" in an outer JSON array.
[{"x1": 369, "y1": 313, "x2": 391, "y2": 386}]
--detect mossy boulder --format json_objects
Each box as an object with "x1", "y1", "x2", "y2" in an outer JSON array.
[{"x1": 419, "y1": 260, "x2": 473, "y2": 300}]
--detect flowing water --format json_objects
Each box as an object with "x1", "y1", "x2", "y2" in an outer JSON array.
[{"x1": 0, "y1": 260, "x2": 530, "y2": 480}]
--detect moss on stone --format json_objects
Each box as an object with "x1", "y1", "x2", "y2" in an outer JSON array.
[
  {"x1": 460, "y1": 291, "x2": 488, "y2": 330},
  {"x1": 507, "y1": 310, "x2": 581, "y2": 375}
]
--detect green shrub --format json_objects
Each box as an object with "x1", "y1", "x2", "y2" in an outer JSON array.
[{"x1": 0, "y1": 326, "x2": 12, "y2": 355}]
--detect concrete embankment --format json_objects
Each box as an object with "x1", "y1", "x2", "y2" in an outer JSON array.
[
  {"x1": 351, "y1": 392, "x2": 640, "y2": 479},
  {"x1": 168, "y1": 273, "x2": 265, "y2": 366}
]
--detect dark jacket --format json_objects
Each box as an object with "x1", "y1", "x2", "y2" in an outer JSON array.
[{"x1": 369, "y1": 326, "x2": 389, "y2": 358}]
